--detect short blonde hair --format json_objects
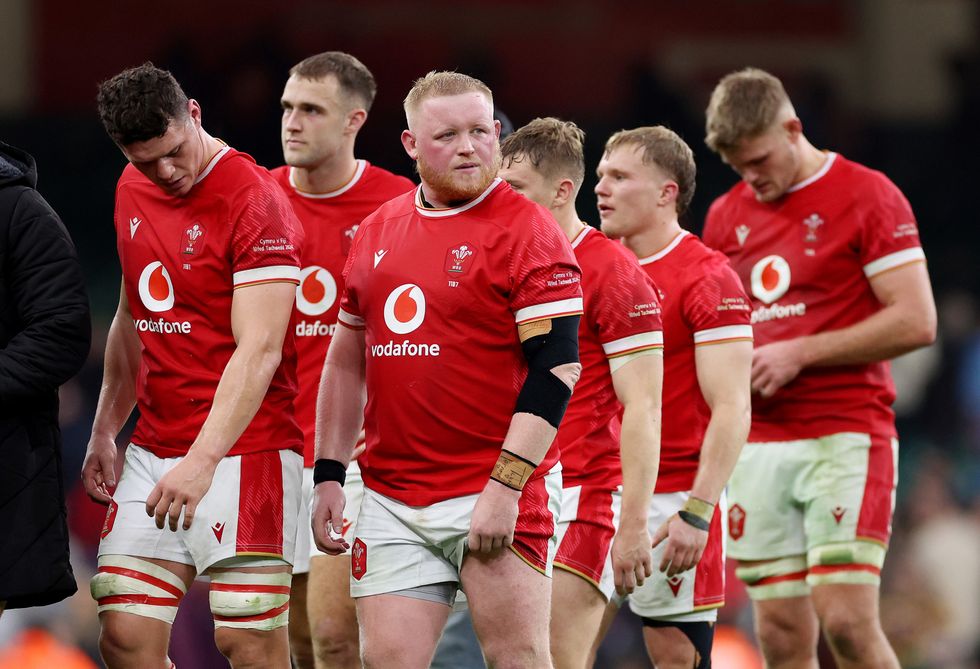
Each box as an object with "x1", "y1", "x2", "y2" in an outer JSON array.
[
  {"x1": 403, "y1": 71, "x2": 492, "y2": 122},
  {"x1": 605, "y1": 126, "x2": 696, "y2": 216},
  {"x1": 500, "y1": 117, "x2": 585, "y2": 189},
  {"x1": 705, "y1": 67, "x2": 792, "y2": 154}
]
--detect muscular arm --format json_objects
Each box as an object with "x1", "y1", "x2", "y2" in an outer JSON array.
[
  {"x1": 609, "y1": 351, "x2": 662, "y2": 592},
  {"x1": 82, "y1": 280, "x2": 141, "y2": 503},
  {"x1": 753, "y1": 262, "x2": 936, "y2": 396},
  {"x1": 653, "y1": 340, "x2": 752, "y2": 577},
  {"x1": 691, "y1": 340, "x2": 753, "y2": 505},
  {"x1": 311, "y1": 324, "x2": 366, "y2": 555},
  {"x1": 145, "y1": 280, "x2": 296, "y2": 529}
]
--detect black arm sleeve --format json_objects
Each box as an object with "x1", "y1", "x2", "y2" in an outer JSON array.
[{"x1": 513, "y1": 314, "x2": 580, "y2": 428}]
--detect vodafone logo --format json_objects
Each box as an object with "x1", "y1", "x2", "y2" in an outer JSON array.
[
  {"x1": 383, "y1": 284, "x2": 426, "y2": 335},
  {"x1": 750, "y1": 255, "x2": 791, "y2": 305},
  {"x1": 138, "y1": 261, "x2": 175, "y2": 312},
  {"x1": 296, "y1": 265, "x2": 337, "y2": 316}
]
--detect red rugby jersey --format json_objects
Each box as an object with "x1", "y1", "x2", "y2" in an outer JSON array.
[
  {"x1": 338, "y1": 179, "x2": 583, "y2": 505},
  {"x1": 556, "y1": 226, "x2": 663, "y2": 489},
  {"x1": 703, "y1": 153, "x2": 925, "y2": 441},
  {"x1": 115, "y1": 147, "x2": 303, "y2": 457},
  {"x1": 271, "y1": 161, "x2": 414, "y2": 465},
  {"x1": 638, "y1": 231, "x2": 753, "y2": 492}
]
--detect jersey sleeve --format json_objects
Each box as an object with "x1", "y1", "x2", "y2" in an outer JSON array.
[
  {"x1": 701, "y1": 196, "x2": 727, "y2": 251},
  {"x1": 230, "y1": 178, "x2": 303, "y2": 288},
  {"x1": 682, "y1": 258, "x2": 753, "y2": 346},
  {"x1": 591, "y1": 247, "x2": 664, "y2": 360},
  {"x1": 509, "y1": 206, "x2": 583, "y2": 324},
  {"x1": 858, "y1": 174, "x2": 926, "y2": 279},
  {"x1": 337, "y1": 219, "x2": 366, "y2": 330}
]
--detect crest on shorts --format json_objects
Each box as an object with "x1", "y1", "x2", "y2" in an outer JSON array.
[
  {"x1": 180, "y1": 222, "x2": 206, "y2": 256},
  {"x1": 351, "y1": 538, "x2": 368, "y2": 580},
  {"x1": 101, "y1": 499, "x2": 118, "y2": 539},
  {"x1": 667, "y1": 575, "x2": 684, "y2": 597},
  {"x1": 444, "y1": 242, "x2": 476, "y2": 276},
  {"x1": 728, "y1": 503, "x2": 746, "y2": 541},
  {"x1": 831, "y1": 506, "x2": 846, "y2": 524}
]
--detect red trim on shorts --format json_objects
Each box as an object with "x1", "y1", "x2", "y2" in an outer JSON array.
[
  {"x1": 809, "y1": 564, "x2": 881, "y2": 576},
  {"x1": 692, "y1": 504, "x2": 726, "y2": 608},
  {"x1": 98, "y1": 595, "x2": 182, "y2": 607},
  {"x1": 97, "y1": 566, "x2": 185, "y2": 598},
  {"x1": 553, "y1": 486, "x2": 615, "y2": 584},
  {"x1": 237, "y1": 451, "x2": 285, "y2": 555},
  {"x1": 754, "y1": 571, "x2": 808, "y2": 586},
  {"x1": 212, "y1": 601, "x2": 290, "y2": 623},
  {"x1": 209, "y1": 583, "x2": 291, "y2": 595},
  {"x1": 856, "y1": 435, "x2": 895, "y2": 545},
  {"x1": 512, "y1": 475, "x2": 556, "y2": 572}
]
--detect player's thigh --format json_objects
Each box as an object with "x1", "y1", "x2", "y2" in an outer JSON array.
[
  {"x1": 550, "y1": 568, "x2": 607, "y2": 666},
  {"x1": 307, "y1": 554, "x2": 358, "y2": 646},
  {"x1": 356, "y1": 593, "x2": 450, "y2": 669},
  {"x1": 810, "y1": 582, "x2": 883, "y2": 632},
  {"x1": 727, "y1": 440, "x2": 810, "y2": 562},
  {"x1": 642, "y1": 624, "x2": 700, "y2": 669},
  {"x1": 463, "y1": 548, "x2": 552, "y2": 647}
]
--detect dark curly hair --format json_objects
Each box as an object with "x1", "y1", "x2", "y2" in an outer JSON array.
[{"x1": 97, "y1": 63, "x2": 189, "y2": 146}]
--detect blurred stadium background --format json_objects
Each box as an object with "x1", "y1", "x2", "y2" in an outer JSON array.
[{"x1": 0, "y1": 1, "x2": 978, "y2": 666}]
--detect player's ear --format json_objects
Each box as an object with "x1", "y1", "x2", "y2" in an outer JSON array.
[
  {"x1": 553, "y1": 178, "x2": 575, "y2": 209},
  {"x1": 346, "y1": 108, "x2": 368, "y2": 135},
  {"x1": 784, "y1": 117, "x2": 803, "y2": 142},
  {"x1": 401, "y1": 129, "x2": 418, "y2": 160},
  {"x1": 187, "y1": 100, "x2": 203, "y2": 128},
  {"x1": 493, "y1": 119, "x2": 501, "y2": 141},
  {"x1": 660, "y1": 180, "x2": 679, "y2": 208}
]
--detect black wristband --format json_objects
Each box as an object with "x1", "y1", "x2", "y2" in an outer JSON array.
[
  {"x1": 313, "y1": 459, "x2": 347, "y2": 486},
  {"x1": 677, "y1": 510, "x2": 711, "y2": 532}
]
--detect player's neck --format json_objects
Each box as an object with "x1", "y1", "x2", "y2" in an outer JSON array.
[
  {"x1": 553, "y1": 206, "x2": 585, "y2": 243},
  {"x1": 294, "y1": 153, "x2": 359, "y2": 194},
  {"x1": 622, "y1": 214, "x2": 682, "y2": 260},
  {"x1": 791, "y1": 138, "x2": 828, "y2": 187}
]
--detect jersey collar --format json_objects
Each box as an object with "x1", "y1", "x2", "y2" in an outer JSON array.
[
  {"x1": 193, "y1": 145, "x2": 231, "y2": 185},
  {"x1": 289, "y1": 159, "x2": 367, "y2": 199},
  {"x1": 637, "y1": 229, "x2": 689, "y2": 265},
  {"x1": 570, "y1": 224, "x2": 592, "y2": 248},
  {"x1": 414, "y1": 178, "x2": 502, "y2": 218},
  {"x1": 786, "y1": 152, "x2": 837, "y2": 194}
]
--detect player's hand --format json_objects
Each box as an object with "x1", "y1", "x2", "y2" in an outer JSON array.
[
  {"x1": 312, "y1": 481, "x2": 349, "y2": 555},
  {"x1": 751, "y1": 338, "x2": 806, "y2": 398},
  {"x1": 468, "y1": 481, "x2": 520, "y2": 553},
  {"x1": 145, "y1": 451, "x2": 218, "y2": 531},
  {"x1": 81, "y1": 433, "x2": 118, "y2": 505},
  {"x1": 611, "y1": 520, "x2": 654, "y2": 596},
  {"x1": 651, "y1": 514, "x2": 708, "y2": 578}
]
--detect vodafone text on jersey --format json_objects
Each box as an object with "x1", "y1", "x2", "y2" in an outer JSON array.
[
  {"x1": 134, "y1": 261, "x2": 191, "y2": 333},
  {"x1": 372, "y1": 283, "x2": 440, "y2": 357}
]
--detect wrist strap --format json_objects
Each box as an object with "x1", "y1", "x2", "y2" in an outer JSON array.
[
  {"x1": 678, "y1": 496, "x2": 714, "y2": 532},
  {"x1": 313, "y1": 459, "x2": 347, "y2": 486},
  {"x1": 490, "y1": 449, "x2": 536, "y2": 491}
]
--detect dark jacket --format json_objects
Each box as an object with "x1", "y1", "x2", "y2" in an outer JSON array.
[{"x1": 0, "y1": 141, "x2": 91, "y2": 609}]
